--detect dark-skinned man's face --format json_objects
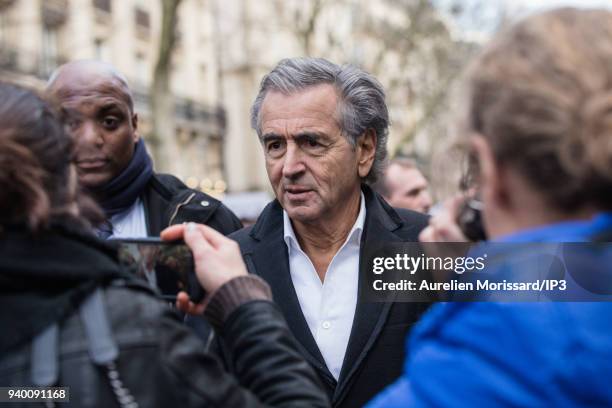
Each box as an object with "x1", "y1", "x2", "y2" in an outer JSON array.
[{"x1": 48, "y1": 70, "x2": 139, "y2": 189}]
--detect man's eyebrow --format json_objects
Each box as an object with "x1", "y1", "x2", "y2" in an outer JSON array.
[
  {"x1": 261, "y1": 133, "x2": 283, "y2": 143},
  {"x1": 406, "y1": 186, "x2": 424, "y2": 196},
  {"x1": 261, "y1": 131, "x2": 329, "y2": 143},
  {"x1": 97, "y1": 103, "x2": 126, "y2": 115},
  {"x1": 294, "y1": 131, "x2": 324, "y2": 140}
]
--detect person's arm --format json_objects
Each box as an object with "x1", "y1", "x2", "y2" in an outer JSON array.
[
  {"x1": 156, "y1": 278, "x2": 328, "y2": 407},
  {"x1": 160, "y1": 223, "x2": 329, "y2": 407}
]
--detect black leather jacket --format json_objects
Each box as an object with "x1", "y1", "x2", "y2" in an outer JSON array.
[
  {"x1": 142, "y1": 173, "x2": 242, "y2": 236},
  {"x1": 0, "y1": 223, "x2": 329, "y2": 408}
]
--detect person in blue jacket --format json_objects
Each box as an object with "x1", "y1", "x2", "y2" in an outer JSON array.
[{"x1": 367, "y1": 7, "x2": 612, "y2": 407}]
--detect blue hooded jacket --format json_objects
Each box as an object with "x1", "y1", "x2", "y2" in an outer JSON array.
[{"x1": 367, "y1": 214, "x2": 612, "y2": 407}]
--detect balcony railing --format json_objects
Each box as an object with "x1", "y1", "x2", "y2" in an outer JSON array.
[
  {"x1": 0, "y1": 46, "x2": 68, "y2": 80},
  {"x1": 132, "y1": 89, "x2": 226, "y2": 137}
]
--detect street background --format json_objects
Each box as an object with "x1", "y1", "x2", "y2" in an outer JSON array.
[{"x1": 0, "y1": 0, "x2": 605, "y2": 217}]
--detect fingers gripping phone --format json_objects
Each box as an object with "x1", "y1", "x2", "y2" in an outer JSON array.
[{"x1": 111, "y1": 238, "x2": 205, "y2": 303}]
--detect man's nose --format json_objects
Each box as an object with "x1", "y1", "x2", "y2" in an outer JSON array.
[
  {"x1": 76, "y1": 121, "x2": 103, "y2": 146},
  {"x1": 423, "y1": 191, "x2": 432, "y2": 205},
  {"x1": 421, "y1": 191, "x2": 433, "y2": 210},
  {"x1": 282, "y1": 144, "x2": 306, "y2": 179}
]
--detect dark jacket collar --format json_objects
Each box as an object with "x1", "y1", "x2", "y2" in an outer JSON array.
[{"x1": 249, "y1": 184, "x2": 405, "y2": 242}]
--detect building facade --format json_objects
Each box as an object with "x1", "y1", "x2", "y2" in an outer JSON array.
[
  {"x1": 0, "y1": 0, "x2": 228, "y2": 195},
  {"x1": 0, "y1": 0, "x2": 466, "y2": 199}
]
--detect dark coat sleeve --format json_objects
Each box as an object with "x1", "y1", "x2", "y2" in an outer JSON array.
[{"x1": 157, "y1": 300, "x2": 330, "y2": 407}]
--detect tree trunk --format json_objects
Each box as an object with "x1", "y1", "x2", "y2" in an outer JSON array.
[{"x1": 149, "y1": 0, "x2": 183, "y2": 172}]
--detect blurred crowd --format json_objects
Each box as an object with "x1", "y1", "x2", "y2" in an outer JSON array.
[{"x1": 1, "y1": 7, "x2": 612, "y2": 408}]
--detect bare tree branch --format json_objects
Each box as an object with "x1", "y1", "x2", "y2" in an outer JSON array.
[{"x1": 149, "y1": 0, "x2": 183, "y2": 171}]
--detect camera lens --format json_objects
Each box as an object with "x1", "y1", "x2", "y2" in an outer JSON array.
[{"x1": 457, "y1": 198, "x2": 487, "y2": 242}]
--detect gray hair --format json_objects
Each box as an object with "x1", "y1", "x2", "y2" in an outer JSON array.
[{"x1": 251, "y1": 57, "x2": 389, "y2": 184}]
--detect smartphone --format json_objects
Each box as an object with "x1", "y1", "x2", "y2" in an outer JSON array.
[{"x1": 111, "y1": 238, "x2": 205, "y2": 303}]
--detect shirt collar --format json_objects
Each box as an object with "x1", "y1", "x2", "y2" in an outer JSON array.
[
  {"x1": 283, "y1": 192, "x2": 366, "y2": 251},
  {"x1": 109, "y1": 197, "x2": 142, "y2": 234}
]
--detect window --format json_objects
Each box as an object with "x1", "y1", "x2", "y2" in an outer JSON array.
[
  {"x1": 135, "y1": 52, "x2": 147, "y2": 85},
  {"x1": 41, "y1": 26, "x2": 59, "y2": 76},
  {"x1": 135, "y1": 7, "x2": 150, "y2": 29},
  {"x1": 41, "y1": 0, "x2": 68, "y2": 28},
  {"x1": 94, "y1": 38, "x2": 110, "y2": 61},
  {"x1": 134, "y1": 6, "x2": 150, "y2": 39},
  {"x1": 93, "y1": 0, "x2": 111, "y2": 13}
]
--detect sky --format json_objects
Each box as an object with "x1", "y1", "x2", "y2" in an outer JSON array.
[
  {"x1": 435, "y1": 0, "x2": 612, "y2": 40},
  {"x1": 508, "y1": 0, "x2": 612, "y2": 12},
  {"x1": 503, "y1": 0, "x2": 612, "y2": 19}
]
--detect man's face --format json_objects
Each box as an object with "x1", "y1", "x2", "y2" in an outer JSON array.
[
  {"x1": 50, "y1": 74, "x2": 138, "y2": 189},
  {"x1": 260, "y1": 84, "x2": 374, "y2": 224},
  {"x1": 385, "y1": 164, "x2": 432, "y2": 213}
]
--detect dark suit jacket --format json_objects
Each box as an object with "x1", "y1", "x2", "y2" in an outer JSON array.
[{"x1": 230, "y1": 185, "x2": 430, "y2": 408}]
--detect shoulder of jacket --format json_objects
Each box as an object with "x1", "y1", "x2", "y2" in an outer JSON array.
[
  {"x1": 394, "y1": 208, "x2": 430, "y2": 231},
  {"x1": 150, "y1": 174, "x2": 243, "y2": 234},
  {"x1": 229, "y1": 225, "x2": 256, "y2": 250},
  {"x1": 151, "y1": 174, "x2": 219, "y2": 202},
  {"x1": 150, "y1": 173, "x2": 227, "y2": 217}
]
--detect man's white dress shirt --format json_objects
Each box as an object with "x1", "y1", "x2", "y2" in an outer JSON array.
[
  {"x1": 108, "y1": 198, "x2": 148, "y2": 239},
  {"x1": 283, "y1": 193, "x2": 366, "y2": 380}
]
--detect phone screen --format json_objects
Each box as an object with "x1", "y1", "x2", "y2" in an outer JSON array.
[{"x1": 111, "y1": 238, "x2": 204, "y2": 302}]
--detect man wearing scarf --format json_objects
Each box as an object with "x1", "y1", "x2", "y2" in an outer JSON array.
[{"x1": 46, "y1": 60, "x2": 242, "y2": 240}]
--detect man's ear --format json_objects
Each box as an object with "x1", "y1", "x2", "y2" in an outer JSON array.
[
  {"x1": 357, "y1": 128, "x2": 377, "y2": 178},
  {"x1": 132, "y1": 113, "x2": 140, "y2": 142},
  {"x1": 471, "y1": 134, "x2": 510, "y2": 211}
]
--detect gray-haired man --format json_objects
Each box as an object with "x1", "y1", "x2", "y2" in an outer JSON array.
[{"x1": 230, "y1": 57, "x2": 430, "y2": 408}]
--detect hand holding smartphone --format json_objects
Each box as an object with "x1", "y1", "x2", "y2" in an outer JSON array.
[
  {"x1": 161, "y1": 223, "x2": 250, "y2": 315},
  {"x1": 112, "y1": 238, "x2": 206, "y2": 303},
  {"x1": 113, "y1": 223, "x2": 249, "y2": 314}
]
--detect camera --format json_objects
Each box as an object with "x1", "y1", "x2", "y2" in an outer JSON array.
[{"x1": 456, "y1": 198, "x2": 487, "y2": 242}]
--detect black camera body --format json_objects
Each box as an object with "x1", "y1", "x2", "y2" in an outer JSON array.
[{"x1": 457, "y1": 199, "x2": 487, "y2": 242}]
